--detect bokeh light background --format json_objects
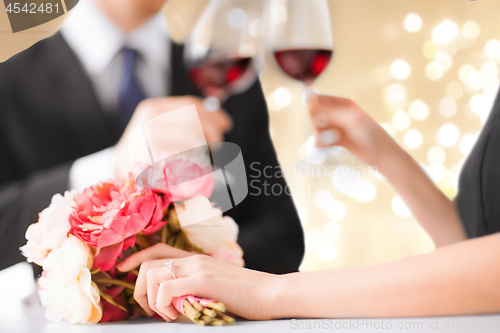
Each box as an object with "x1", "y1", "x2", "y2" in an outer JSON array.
[{"x1": 1, "y1": 0, "x2": 499, "y2": 272}]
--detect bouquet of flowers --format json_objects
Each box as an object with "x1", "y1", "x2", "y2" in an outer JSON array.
[{"x1": 20, "y1": 157, "x2": 243, "y2": 326}]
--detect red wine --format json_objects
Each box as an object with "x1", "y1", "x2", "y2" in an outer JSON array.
[
  {"x1": 274, "y1": 49, "x2": 333, "y2": 83},
  {"x1": 188, "y1": 57, "x2": 253, "y2": 98}
]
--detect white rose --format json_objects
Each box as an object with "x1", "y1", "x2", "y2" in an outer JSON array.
[
  {"x1": 38, "y1": 235, "x2": 102, "y2": 324},
  {"x1": 210, "y1": 217, "x2": 245, "y2": 267},
  {"x1": 180, "y1": 195, "x2": 243, "y2": 265},
  {"x1": 21, "y1": 190, "x2": 77, "y2": 265}
]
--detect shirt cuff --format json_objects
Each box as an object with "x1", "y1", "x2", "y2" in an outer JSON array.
[{"x1": 69, "y1": 147, "x2": 117, "y2": 191}]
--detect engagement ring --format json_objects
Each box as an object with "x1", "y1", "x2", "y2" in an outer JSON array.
[{"x1": 165, "y1": 259, "x2": 177, "y2": 279}]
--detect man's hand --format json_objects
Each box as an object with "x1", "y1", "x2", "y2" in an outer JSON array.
[{"x1": 116, "y1": 96, "x2": 232, "y2": 178}]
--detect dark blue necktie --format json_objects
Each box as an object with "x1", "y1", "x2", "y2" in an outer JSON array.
[{"x1": 118, "y1": 47, "x2": 146, "y2": 134}]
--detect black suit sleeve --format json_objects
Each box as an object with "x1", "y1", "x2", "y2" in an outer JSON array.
[
  {"x1": 170, "y1": 42, "x2": 305, "y2": 274},
  {"x1": 223, "y1": 82, "x2": 305, "y2": 274},
  {"x1": 236, "y1": 178, "x2": 306, "y2": 274},
  {"x1": 0, "y1": 34, "x2": 117, "y2": 271},
  {"x1": 0, "y1": 82, "x2": 72, "y2": 270},
  {"x1": 0, "y1": 165, "x2": 71, "y2": 270}
]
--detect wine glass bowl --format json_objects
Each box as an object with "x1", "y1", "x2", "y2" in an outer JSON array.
[
  {"x1": 187, "y1": 55, "x2": 253, "y2": 103},
  {"x1": 266, "y1": 0, "x2": 359, "y2": 170},
  {"x1": 184, "y1": 0, "x2": 265, "y2": 111},
  {"x1": 267, "y1": 0, "x2": 333, "y2": 84},
  {"x1": 274, "y1": 49, "x2": 333, "y2": 85}
]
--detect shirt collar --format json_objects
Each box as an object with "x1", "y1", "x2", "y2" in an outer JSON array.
[
  {"x1": 61, "y1": 0, "x2": 170, "y2": 76},
  {"x1": 126, "y1": 14, "x2": 170, "y2": 77}
]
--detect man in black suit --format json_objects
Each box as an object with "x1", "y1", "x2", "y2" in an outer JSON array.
[{"x1": 0, "y1": 0, "x2": 304, "y2": 274}]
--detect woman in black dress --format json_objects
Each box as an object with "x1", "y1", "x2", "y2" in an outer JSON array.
[{"x1": 115, "y1": 92, "x2": 500, "y2": 321}]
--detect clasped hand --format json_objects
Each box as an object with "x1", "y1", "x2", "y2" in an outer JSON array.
[{"x1": 117, "y1": 244, "x2": 279, "y2": 321}]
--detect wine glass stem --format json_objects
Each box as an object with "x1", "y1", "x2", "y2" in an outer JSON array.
[
  {"x1": 303, "y1": 84, "x2": 319, "y2": 104},
  {"x1": 203, "y1": 96, "x2": 221, "y2": 112}
]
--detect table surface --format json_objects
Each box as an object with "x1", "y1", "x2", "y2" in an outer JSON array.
[
  {"x1": 0, "y1": 264, "x2": 499, "y2": 333},
  {"x1": 1, "y1": 303, "x2": 499, "y2": 333}
]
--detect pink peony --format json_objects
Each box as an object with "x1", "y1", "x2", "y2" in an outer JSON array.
[
  {"x1": 69, "y1": 179, "x2": 168, "y2": 271},
  {"x1": 135, "y1": 157, "x2": 214, "y2": 201}
]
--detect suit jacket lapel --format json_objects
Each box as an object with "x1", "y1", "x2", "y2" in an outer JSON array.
[{"x1": 53, "y1": 32, "x2": 122, "y2": 144}]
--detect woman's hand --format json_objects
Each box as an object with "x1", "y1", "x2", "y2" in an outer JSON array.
[
  {"x1": 121, "y1": 253, "x2": 280, "y2": 321},
  {"x1": 307, "y1": 94, "x2": 398, "y2": 166},
  {"x1": 307, "y1": 94, "x2": 466, "y2": 246},
  {"x1": 117, "y1": 243, "x2": 193, "y2": 273},
  {"x1": 116, "y1": 243, "x2": 193, "y2": 321}
]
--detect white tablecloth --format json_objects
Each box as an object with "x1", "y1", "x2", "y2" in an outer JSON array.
[
  {"x1": 1, "y1": 263, "x2": 499, "y2": 333},
  {"x1": 1, "y1": 304, "x2": 500, "y2": 333}
]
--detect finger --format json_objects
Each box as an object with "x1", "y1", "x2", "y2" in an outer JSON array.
[
  {"x1": 199, "y1": 107, "x2": 233, "y2": 134},
  {"x1": 203, "y1": 124, "x2": 224, "y2": 143},
  {"x1": 117, "y1": 244, "x2": 190, "y2": 272},
  {"x1": 307, "y1": 94, "x2": 350, "y2": 116},
  {"x1": 134, "y1": 261, "x2": 162, "y2": 316},
  {"x1": 306, "y1": 92, "x2": 323, "y2": 115},
  {"x1": 147, "y1": 267, "x2": 166, "y2": 319},
  {"x1": 155, "y1": 281, "x2": 180, "y2": 321},
  {"x1": 134, "y1": 261, "x2": 180, "y2": 316},
  {"x1": 133, "y1": 256, "x2": 206, "y2": 315},
  {"x1": 214, "y1": 109, "x2": 233, "y2": 132},
  {"x1": 156, "y1": 278, "x2": 203, "y2": 315},
  {"x1": 312, "y1": 113, "x2": 329, "y2": 129},
  {"x1": 309, "y1": 99, "x2": 359, "y2": 135},
  {"x1": 140, "y1": 261, "x2": 192, "y2": 317}
]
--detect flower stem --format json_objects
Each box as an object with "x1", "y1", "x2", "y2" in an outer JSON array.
[
  {"x1": 135, "y1": 234, "x2": 150, "y2": 248},
  {"x1": 98, "y1": 290, "x2": 128, "y2": 312},
  {"x1": 93, "y1": 278, "x2": 135, "y2": 291},
  {"x1": 160, "y1": 224, "x2": 167, "y2": 244}
]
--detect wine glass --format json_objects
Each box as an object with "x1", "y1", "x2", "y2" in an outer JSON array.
[
  {"x1": 184, "y1": 0, "x2": 265, "y2": 112},
  {"x1": 266, "y1": 0, "x2": 352, "y2": 169}
]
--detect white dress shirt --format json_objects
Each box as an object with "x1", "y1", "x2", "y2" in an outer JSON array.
[{"x1": 62, "y1": 0, "x2": 171, "y2": 190}]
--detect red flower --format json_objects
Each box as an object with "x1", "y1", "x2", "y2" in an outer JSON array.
[
  {"x1": 135, "y1": 158, "x2": 214, "y2": 201},
  {"x1": 100, "y1": 286, "x2": 128, "y2": 323},
  {"x1": 69, "y1": 179, "x2": 168, "y2": 271}
]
